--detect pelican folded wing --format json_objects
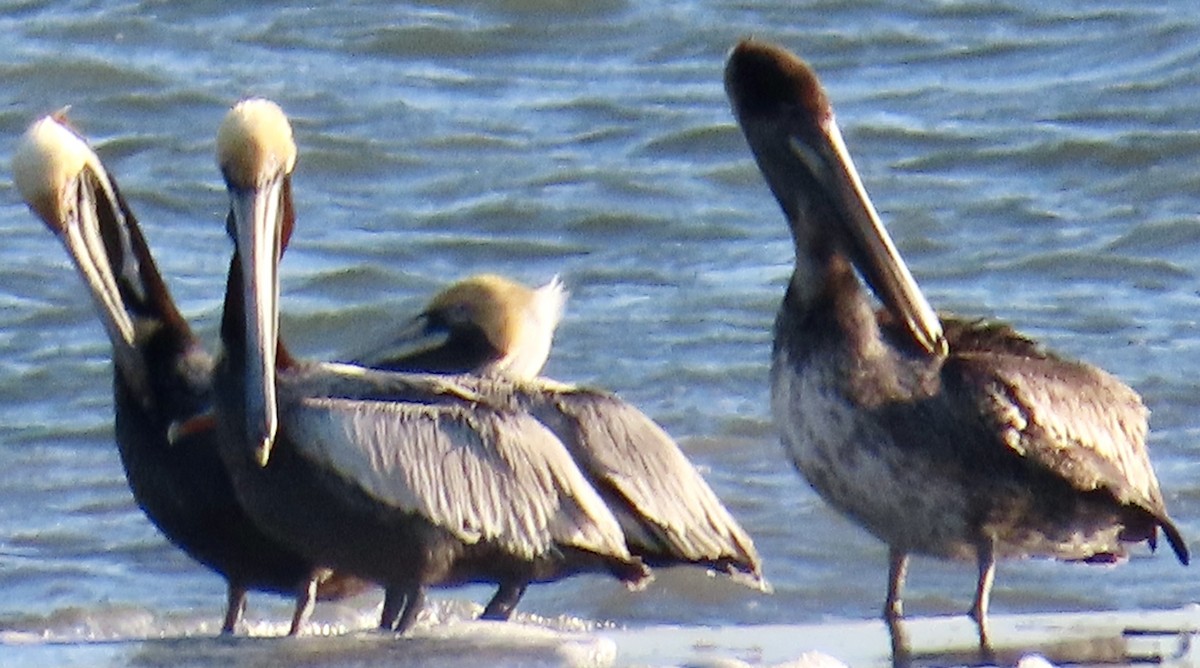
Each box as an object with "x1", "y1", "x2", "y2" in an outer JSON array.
[
  {"x1": 515, "y1": 383, "x2": 765, "y2": 586},
  {"x1": 282, "y1": 394, "x2": 632, "y2": 562}
]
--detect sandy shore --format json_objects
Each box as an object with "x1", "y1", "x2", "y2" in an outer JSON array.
[
  {"x1": 605, "y1": 606, "x2": 1198, "y2": 667},
  {"x1": 1, "y1": 607, "x2": 1195, "y2": 667}
]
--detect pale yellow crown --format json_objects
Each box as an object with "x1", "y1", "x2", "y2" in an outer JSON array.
[
  {"x1": 428, "y1": 274, "x2": 566, "y2": 379},
  {"x1": 216, "y1": 98, "x2": 296, "y2": 189},
  {"x1": 429, "y1": 274, "x2": 537, "y2": 353},
  {"x1": 13, "y1": 114, "x2": 104, "y2": 224}
]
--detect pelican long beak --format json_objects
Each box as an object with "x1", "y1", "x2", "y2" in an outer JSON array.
[
  {"x1": 365, "y1": 313, "x2": 453, "y2": 366},
  {"x1": 217, "y1": 98, "x2": 296, "y2": 467},
  {"x1": 804, "y1": 117, "x2": 945, "y2": 356},
  {"x1": 227, "y1": 178, "x2": 285, "y2": 466},
  {"x1": 58, "y1": 165, "x2": 140, "y2": 354},
  {"x1": 725, "y1": 40, "x2": 945, "y2": 357},
  {"x1": 14, "y1": 117, "x2": 147, "y2": 391}
]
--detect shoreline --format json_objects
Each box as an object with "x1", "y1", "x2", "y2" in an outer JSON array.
[{"x1": 1, "y1": 606, "x2": 1195, "y2": 667}]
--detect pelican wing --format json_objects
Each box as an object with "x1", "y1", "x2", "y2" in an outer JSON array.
[
  {"x1": 474, "y1": 378, "x2": 764, "y2": 585},
  {"x1": 942, "y1": 319, "x2": 1164, "y2": 513},
  {"x1": 304, "y1": 362, "x2": 491, "y2": 406},
  {"x1": 278, "y1": 373, "x2": 632, "y2": 563}
]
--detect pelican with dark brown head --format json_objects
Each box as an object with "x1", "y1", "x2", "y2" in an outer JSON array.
[{"x1": 725, "y1": 38, "x2": 1187, "y2": 652}]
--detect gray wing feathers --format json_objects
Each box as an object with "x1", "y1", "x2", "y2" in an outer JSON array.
[
  {"x1": 959, "y1": 352, "x2": 1166, "y2": 512},
  {"x1": 285, "y1": 395, "x2": 632, "y2": 562},
  {"x1": 528, "y1": 388, "x2": 764, "y2": 583}
]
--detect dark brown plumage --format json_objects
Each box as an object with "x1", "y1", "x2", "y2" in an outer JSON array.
[
  {"x1": 14, "y1": 115, "x2": 369, "y2": 636},
  {"x1": 725, "y1": 38, "x2": 1187, "y2": 648}
]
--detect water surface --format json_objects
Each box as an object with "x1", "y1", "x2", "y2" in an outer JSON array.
[{"x1": 2, "y1": 0, "x2": 1200, "y2": 663}]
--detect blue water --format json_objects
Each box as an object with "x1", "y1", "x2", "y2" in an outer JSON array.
[{"x1": 2, "y1": 0, "x2": 1200, "y2": 664}]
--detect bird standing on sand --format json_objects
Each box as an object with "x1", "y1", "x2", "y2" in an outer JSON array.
[
  {"x1": 212, "y1": 98, "x2": 652, "y2": 633},
  {"x1": 13, "y1": 114, "x2": 369, "y2": 636},
  {"x1": 723, "y1": 38, "x2": 1187, "y2": 647},
  {"x1": 365, "y1": 272, "x2": 768, "y2": 619}
]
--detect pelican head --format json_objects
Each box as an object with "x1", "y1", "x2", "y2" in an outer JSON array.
[
  {"x1": 382, "y1": 274, "x2": 567, "y2": 380},
  {"x1": 14, "y1": 114, "x2": 148, "y2": 388},
  {"x1": 724, "y1": 39, "x2": 944, "y2": 356},
  {"x1": 216, "y1": 98, "x2": 297, "y2": 467}
]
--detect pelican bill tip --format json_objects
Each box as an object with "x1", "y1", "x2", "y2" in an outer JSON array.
[
  {"x1": 255, "y1": 437, "x2": 274, "y2": 468},
  {"x1": 930, "y1": 332, "x2": 949, "y2": 358}
]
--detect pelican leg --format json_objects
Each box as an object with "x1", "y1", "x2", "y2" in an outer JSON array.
[
  {"x1": 221, "y1": 583, "x2": 248, "y2": 635},
  {"x1": 480, "y1": 582, "x2": 527, "y2": 621},
  {"x1": 970, "y1": 537, "x2": 996, "y2": 653},
  {"x1": 380, "y1": 586, "x2": 426, "y2": 634},
  {"x1": 887, "y1": 613, "x2": 912, "y2": 668},
  {"x1": 288, "y1": 575, "x2": 318, "y2": 636},
  {"x1": 380, "y1": 587, "x2": 405, "y2": 631},
  {"x1": 395, "y1": 587, "x2": 425, "y2": 634},
  {"x1": 883, "y1": 548, "x2": 908, "y2": 621}
]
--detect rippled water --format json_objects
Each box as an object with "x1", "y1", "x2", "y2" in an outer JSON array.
[{"x1": 3, "y1": 0, "x2": 1200, "y2": 663}]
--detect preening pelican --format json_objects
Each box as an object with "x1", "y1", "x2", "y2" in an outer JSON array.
[
  {"x1": 367, "y1": 273, "x2": 768, "y2": 619},
  {"x1": 13, "y1": 114, "x2": 368, "y2": 635},
  {"x1": 724, "y1": 39, "x2": 1187, "y2": 648},
  {"x1": 212, "y1": 98, "x2": 650, "y2": 633}
]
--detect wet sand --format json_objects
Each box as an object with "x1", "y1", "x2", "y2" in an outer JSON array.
[{"x1": 2, "y1": 607, "x2": 1195, "y2": 667}]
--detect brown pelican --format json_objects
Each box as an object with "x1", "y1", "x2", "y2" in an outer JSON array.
[
  {"x1": 363, "y1": 273, "x2": 769, "y2": 619},
  {"x1": 212, "y1": 98, "x2": 651, "y2": 633},
  {"x1": 723, "y1": 39, "x2": 1188, "y2": 647},
  {"x1": 367, "y1": 274, "x2": 566, "y2": 380},
  {"x1": 12, "y1": 114, "x2": 369, "y2": 635}
]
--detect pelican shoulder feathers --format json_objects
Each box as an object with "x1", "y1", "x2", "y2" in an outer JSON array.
[{"x1": 942, "y1": 322, "x2": 1171, "y2": 525}]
